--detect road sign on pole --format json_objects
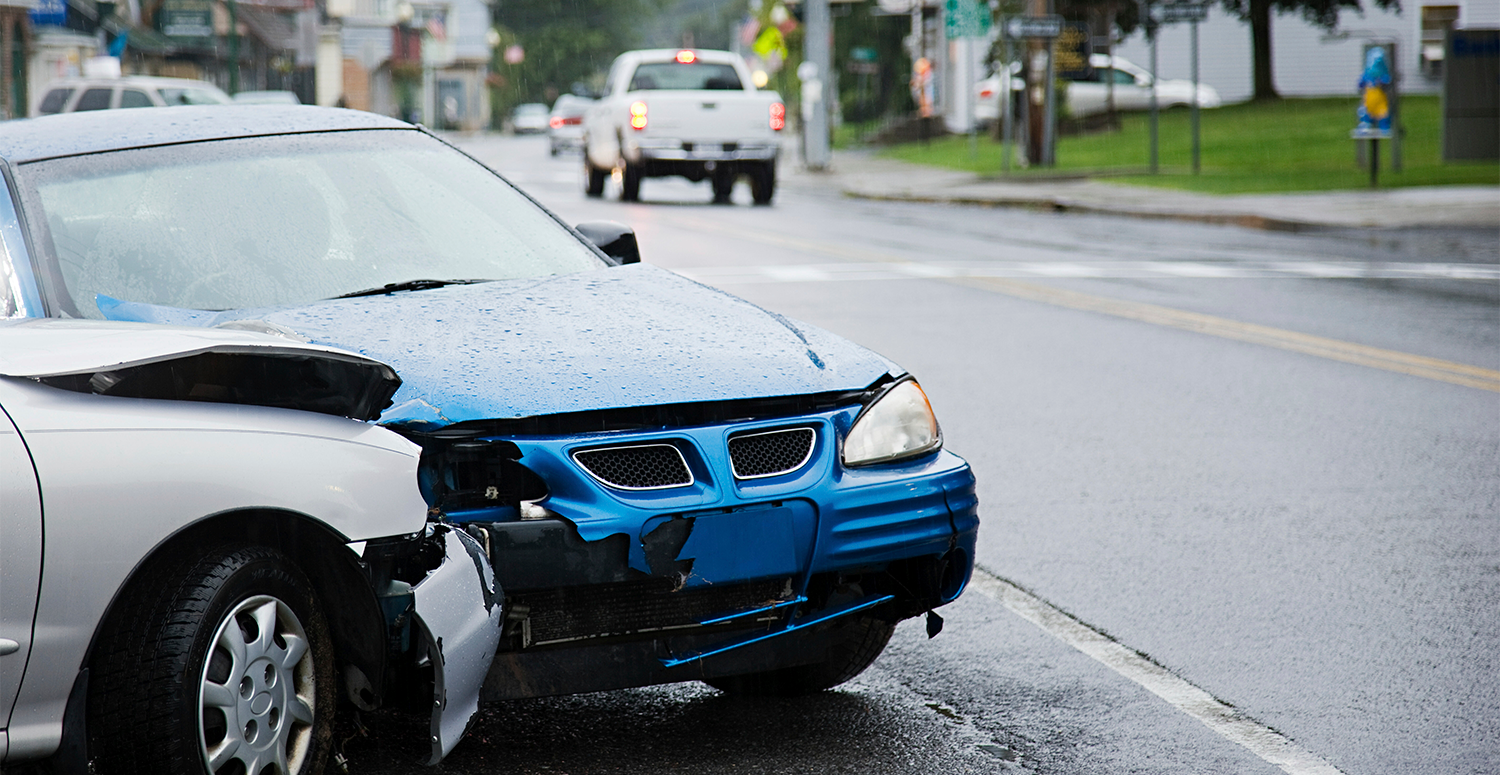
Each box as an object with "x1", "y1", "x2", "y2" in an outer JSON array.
[
  {"x1": 1006, "y1": 15, "x2": 1062, "y2": 39},
  {"x1": 1153, "y1": 2, "x2": 1208, "y2": 24}
]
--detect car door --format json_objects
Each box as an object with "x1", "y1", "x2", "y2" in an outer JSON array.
[{"x1": 0, "y1": 401, "x2": 42, "y2": 732}]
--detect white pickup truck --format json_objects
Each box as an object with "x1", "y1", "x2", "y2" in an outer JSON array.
[{"x1": 583, "y1": 49, "x2": 786, "y2": 204}]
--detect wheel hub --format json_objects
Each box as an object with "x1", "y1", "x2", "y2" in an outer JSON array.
[{"x1": 199, "y1": 595, "x2": 316, "y2": 774}]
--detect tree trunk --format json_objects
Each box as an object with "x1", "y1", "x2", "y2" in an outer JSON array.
[{"x1": 1250, "y1": 0, "x2": 1279, "y2": 100}]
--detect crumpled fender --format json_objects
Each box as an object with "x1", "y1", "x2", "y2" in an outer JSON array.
[{"x1": 410, "y1": 526, "x2": 503, "y2": 764}]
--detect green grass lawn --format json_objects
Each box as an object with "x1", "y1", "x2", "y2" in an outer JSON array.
[{"x1": 877, "y1": 97, "x2": 1500, "y2": 194}]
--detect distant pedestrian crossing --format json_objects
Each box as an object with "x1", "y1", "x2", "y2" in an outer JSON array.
[{"x1": 674, "y1": 260, "x2": 1500, "y2": 285}]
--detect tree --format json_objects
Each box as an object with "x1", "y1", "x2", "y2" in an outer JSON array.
[
  {"x1": 489, "y1": 0, "x2": 663, "y2": 113},
  {"x1": 1220, "y1": 0, "x2": 1399, "y2": 100}
]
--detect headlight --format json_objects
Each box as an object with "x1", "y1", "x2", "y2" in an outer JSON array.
[{"x1": 842, "y1": 380, "x2": 942, "y2": 466}]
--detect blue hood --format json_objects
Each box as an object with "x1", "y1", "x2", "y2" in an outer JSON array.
[{"x1": 102, "y1": 265, "x2": 896, "y2": 430}]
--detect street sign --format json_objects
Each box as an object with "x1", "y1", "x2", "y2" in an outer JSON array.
[
  {"x1": 945, "y1": 0, "x2": 991, "y2": 40},
  {"x1": 1153, "y1": 3, "x2": 1209, "y2": 24},
  {"x1": 1006, "y1": 15, "x2": 1063, "y2": 40},
  {"x1": 1055, "y1": 23, "x2": 1093, "y2": 80}
]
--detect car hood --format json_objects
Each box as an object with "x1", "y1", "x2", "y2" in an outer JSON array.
[{"x1": 100, "y1": 264, "x2": 897, "y2": 431}]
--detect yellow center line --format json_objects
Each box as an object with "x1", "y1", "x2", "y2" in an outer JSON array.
[
  {"x1": 669, "y1": 216, "x2": 1500, "y2": 393},
  {"x1": 955, "y1": 277, "x2": 1500, "y2": 393}
]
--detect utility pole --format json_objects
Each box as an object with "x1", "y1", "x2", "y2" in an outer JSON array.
[
  {"x1": 1026, "y1": 0, "x2": 1045, "y2": 164},
  {"x1": 803, "y1": 0, "x2": 832, "y2": 170}
]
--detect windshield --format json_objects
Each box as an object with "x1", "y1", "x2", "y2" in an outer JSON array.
[{"x1": 20, "y1": 129, "x2": 606, "y2": 317}]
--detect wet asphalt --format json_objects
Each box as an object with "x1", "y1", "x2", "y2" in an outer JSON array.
[{"x1": 339, "y1": 134, "x2": 1499, "y2": 775}]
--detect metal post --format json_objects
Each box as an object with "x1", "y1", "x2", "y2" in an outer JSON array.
[
  {"x1": 804, "y1": 0, "x2": 832, "y2": 170},
  {"x1": 1190, "y1": 16, "x2": 1200, "y2": 173},
  {"x1": 1043, "y1": 35, "x2": 1056, "y2": 165},
  {"x1": 968, "y1": 37, "x2": 978, "y2": 161},
  {"x1": 1001, "y1": 26, "x2": 1013, "y2": 173},
  {"x1": 228, "y1": 0, "x2": 239, "y2": 95},
  {"x1": 1148, "y1": 21, "x2": 1158, "y2": 174},
  {"x1": 1390, "y1": 41, "x2": 1402, "y2": 172},
  {"x1": 1369, "y1": 138, "x2": 1379, "y2": 187}
]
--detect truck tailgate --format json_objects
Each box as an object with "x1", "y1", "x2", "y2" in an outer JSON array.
[{"x1": 631, "y1": 92, "x2": 772, "y2": 141}]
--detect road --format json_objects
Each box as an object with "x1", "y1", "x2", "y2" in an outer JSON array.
[{"x1": 342, "y1": 134, "x2": 1499, "y2": 774}]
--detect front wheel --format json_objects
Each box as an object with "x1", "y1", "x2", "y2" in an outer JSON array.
[
  {"x1": 584, "y1": 152, "x2": 606, "y2": 197},
  {"x1": 88, "y1": 546, "x2": 335, "y2": 775},
  {"x1": 703, "y1": 616, "x2": 895, "y2": 697}
]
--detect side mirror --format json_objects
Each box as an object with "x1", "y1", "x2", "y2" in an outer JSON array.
[{"x1": 575, "y1": 221, "x2": 640, "y2": 265}]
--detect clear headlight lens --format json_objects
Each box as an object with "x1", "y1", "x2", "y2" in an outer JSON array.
[{"x1": 842, "y1": 380, "x2": 942, "y2": 466}]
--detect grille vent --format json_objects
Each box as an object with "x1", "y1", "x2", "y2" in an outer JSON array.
[
  {"x1": 573, "y1": 444, "x2": 693, "y2": 490},
  {"x1": 728, "y1": 427, "x2": 816, "y2": 480}
]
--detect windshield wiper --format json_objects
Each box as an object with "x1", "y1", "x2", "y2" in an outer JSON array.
[{"x1": 332, "y1": 279, "x2": 490, "y2": 300}]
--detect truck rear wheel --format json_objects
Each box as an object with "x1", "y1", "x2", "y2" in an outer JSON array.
[
  {"x1": 620, "y1": 162, "x2": 642, "y2": 202},
  {"x1": 711, "y1": 169, "x2": 735, "y2": 204},
  {"x1": 749, "y1": 162, "x2": 775, "y2": 205}
]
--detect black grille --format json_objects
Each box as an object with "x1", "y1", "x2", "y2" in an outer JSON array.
[
  {"x1": 514, "y1": 578, "x2": 792, "y2": 646},
  {"x1": 728, "y1": 427, "x2": 815, "y2": 479},
  {"x1": 573, "y1": 444, "x2": 692, "y2": 490}
]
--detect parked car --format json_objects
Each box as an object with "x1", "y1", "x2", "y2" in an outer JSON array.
[
  {"x1": 32, "y1": 75, "x2": 231, "y2": 116},
  {"x1": 511, "y1": 102, "x2": 550, "y2": 134},
  {"x1": 0, "y1": 105, "x2": 978, "y2": 770},
  {"x1": 1067, "y1": 54, "x2": 1222, "y2": 116},
  {"x1": 975, "y1": 54, "x2": 1221, "y2": 122},
  {"x1": 583, "y1": 49, "x2": 785, "y2": 204},
  {"x1": 0, "y1": 320, "x2": 500, "y2": 773},
  {"x1": 548, "y1": 94, "x2": 593, "y2": 156},
  {"x1": 232, "y1": 89, "x2": 302, "y2": 105}
]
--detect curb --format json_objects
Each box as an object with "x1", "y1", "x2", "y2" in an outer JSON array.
[{"x1": 841, "y1": 188, "x2": 1320, "y2": 232}]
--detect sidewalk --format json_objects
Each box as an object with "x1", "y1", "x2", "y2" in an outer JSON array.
[{"x1": 806, "y1": 150, "x2": 1500, "y2": 232}]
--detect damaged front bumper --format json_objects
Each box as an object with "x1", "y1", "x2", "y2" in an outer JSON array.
[
  {"x1": 366, "y1": 524, "x2": 502, "y2": 764},
  {"x1": 422, "y1": 403, "x2": 979, "y2": 700}
]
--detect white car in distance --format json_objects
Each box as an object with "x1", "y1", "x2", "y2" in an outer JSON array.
[{"x1": 975, "y1": 54, "x2": 1221, "y2": 123}]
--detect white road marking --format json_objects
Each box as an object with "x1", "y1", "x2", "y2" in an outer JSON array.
[
  {"x1": 673, "y1": 261, "x2": 1500, "y2": 284},
  {"x1": 968, "y1": 567, "x2": 1347, "y2": 775}
]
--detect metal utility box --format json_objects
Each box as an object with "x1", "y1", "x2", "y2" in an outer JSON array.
[{"x1": 1442, "y1": 28, "x2": 1499, "y2": 161}]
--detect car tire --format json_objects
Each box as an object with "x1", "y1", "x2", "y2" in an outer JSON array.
[
  {"x1": 87, "y1": 545, "x2": 335, "y2": 775},
  {"x1": 748, "y1": 162, "x2": 775, "y2": 205},
  {"x1": 584, "y1": 154, "x2": 606, "y2": 198},
  {"x1": 702, "y1": 616, "x2": 895, "y2": 697},
  {"x1": 621, "y1": 162, "x2": 642, "y2": 202},
  {"x1": 711, "y1": 169, "x2": 735, "y2": 204}
]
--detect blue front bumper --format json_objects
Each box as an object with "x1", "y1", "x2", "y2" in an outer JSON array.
[{"x1": 452, "y1": 404, "x2": 977, "y2": 699}]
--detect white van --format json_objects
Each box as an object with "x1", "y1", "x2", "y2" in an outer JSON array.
[{"x1": 33, "y1": 76, "x2": 231, "y2": 117}]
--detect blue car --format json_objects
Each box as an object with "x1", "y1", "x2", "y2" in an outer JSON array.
[{"x1": 0, "y1": 106, "x2": 977, "y2": 771}]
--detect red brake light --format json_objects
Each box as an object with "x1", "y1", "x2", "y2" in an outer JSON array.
[
  {"x1": 769, "y1": 102, "x2": 786, "y2": 131},
  {"x1": 676, "y1": 50, "x2": 696, "y2": 64},
  {"x1": 549, "y1": 116, "x2": 564, "y2": 129},
  {"x1": 629, "y1": 101, "x2": 648, "y2": 130}
]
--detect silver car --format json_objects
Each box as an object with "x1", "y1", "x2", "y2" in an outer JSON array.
[{"x1": 0, "y1": 320, "x2": 501, "y2": 773}]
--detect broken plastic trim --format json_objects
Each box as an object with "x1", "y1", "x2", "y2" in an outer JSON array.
[
  {"x1": 33, "y1": 349, "x2": 400, "y2": 421},
  {"x1": 659, "y1": 594, "x2": 895, "y2": 668}
]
